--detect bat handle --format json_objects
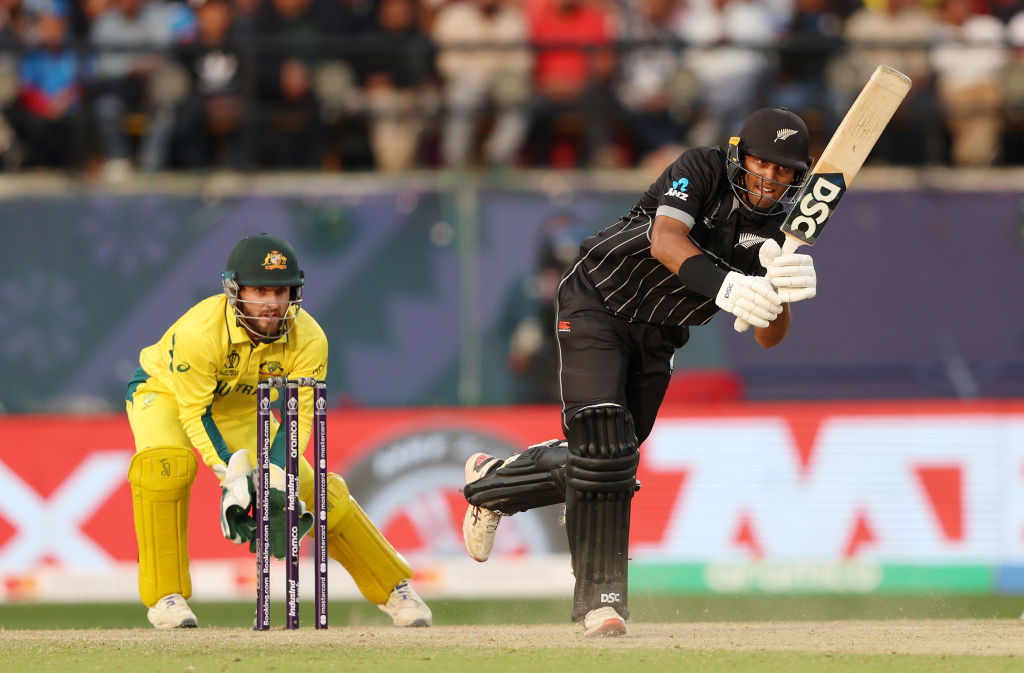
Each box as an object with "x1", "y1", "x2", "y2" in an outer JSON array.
[
  {"x1": 733, "y1": 235, "x2": 805, "y2": 333},
  {"x1": 781, "y1": 236, "x2": 803, "y2": 255}
]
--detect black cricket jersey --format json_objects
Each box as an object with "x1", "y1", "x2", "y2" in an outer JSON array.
[{"x1": 572, "y1": 146, "x2": 788, "y2": 327}]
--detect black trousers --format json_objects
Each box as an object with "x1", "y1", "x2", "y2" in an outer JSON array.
[
  {"x1": 555, "y1": 266, "x2": 689, "y2": 444},
  {"x1": 466, "y1": 264, "x2": 690, "y2": 622}
]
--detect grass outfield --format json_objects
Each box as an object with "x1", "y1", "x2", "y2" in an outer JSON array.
[
  {"x1": 2, "y1": 598, "x2": 1024, "y2": 672},
  {"x1": 3, "y1": 625, "x2": 1024, "y2": 673},
  {"x1": 3, "y1": 595, "x2": 1024, "y2": 629}
]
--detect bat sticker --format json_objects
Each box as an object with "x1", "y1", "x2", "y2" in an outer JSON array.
[{"x1": 784, "y1": 173, "x2": 847, "y2": 245}]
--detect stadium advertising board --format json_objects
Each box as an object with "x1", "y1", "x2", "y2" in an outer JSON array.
[{"x1": 1, "y1": 401, "x2": 1023, "y2": 601}]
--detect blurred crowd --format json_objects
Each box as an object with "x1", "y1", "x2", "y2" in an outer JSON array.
[{"x1": 2, "y1": 0, "x2": 1024, "y2": 176}]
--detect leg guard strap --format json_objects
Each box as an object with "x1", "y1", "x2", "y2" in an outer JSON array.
[{"x1": 464, "y1": 440, "x2": 568, "y2": 514}]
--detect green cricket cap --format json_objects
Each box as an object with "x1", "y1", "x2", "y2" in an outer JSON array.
[{"x1": 224, "y1": 233, "x2": 304, "y2": 287}]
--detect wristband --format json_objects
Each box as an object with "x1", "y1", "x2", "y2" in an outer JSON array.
[{"x1": 676, "y1": 254, "x2": 728, "y2": 299}]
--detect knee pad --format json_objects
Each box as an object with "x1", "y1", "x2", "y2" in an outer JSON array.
[
  {"x1": 564, "y1": 405, "x2": 639, "y2": 622},
  {"x1": 464, "y1": 440, "x2": 569, "y2": 514},
  {"x1": 323, "y1": 473, "x2": 412, "y2": 605},
  {"x1": 566, "y1": 406, "x2": 639, "y2": 494},
  {"x1": 127, "y1": 447, "x2": 198, "y2": 607}
]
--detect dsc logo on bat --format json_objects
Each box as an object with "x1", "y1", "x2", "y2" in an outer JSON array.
[{"x1": 785, "y1": 173, "x2": 846, "y2": 244}]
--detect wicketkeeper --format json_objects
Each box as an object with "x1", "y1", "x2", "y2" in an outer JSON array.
[
  {"x1": 125, "y1": 233, "x2": 431, "y2": 629},
  {"x1": 462, "y1": 108, "x2": 819, "y2": 637}
]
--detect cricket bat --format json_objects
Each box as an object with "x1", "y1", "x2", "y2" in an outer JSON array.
[{"x1": 736, "y1": 65, "x2": 912, "y2": 332}]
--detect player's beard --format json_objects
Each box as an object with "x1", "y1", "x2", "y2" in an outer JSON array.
[{"x1": 240, "y1": 309, "x2": 285, "y2": 339}]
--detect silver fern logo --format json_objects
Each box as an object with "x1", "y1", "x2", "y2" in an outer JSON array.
[
  {"x1": 737, "y1": 233, "x2": 769, "y2": 249},
  {"x1": 775, "y1": 129, "x2": 798, "y2": 143}
]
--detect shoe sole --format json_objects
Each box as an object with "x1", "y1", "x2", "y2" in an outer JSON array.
[
  {"x1": 585, "y1": 618, "x2": 626, "y2": 638},
  {"x1": 462, "y1": 505, "x2": 496, "y2": 562},
  {"x1": 152, "y1": 617, "x2": 198, "y2": 630},
  {"x1": 464, "y1": 453, "x2": 502, "y2": 562}
]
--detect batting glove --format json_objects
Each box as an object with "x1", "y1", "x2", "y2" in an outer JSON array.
[
  {"x1": 212, "y1": 449, "x2": 257, "y2": 546},
  {"x1": 715, "y1": 271, "x2": 783, "y2": 329},
  {"x1": 760, "y1": 238, "x2": 817, "y2": 303},
  {"x1": 248, "y1": 463, "x2": 314, "y2": 559}
]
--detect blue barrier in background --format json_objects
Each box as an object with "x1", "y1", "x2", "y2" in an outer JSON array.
[{"x1": 3, "y1": 173, "x2": 1023, "y2": 412}]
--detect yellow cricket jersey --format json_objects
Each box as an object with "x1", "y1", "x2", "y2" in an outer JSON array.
[{"x1": 131, "y1": 294, "x2": 327, "y2": 469}]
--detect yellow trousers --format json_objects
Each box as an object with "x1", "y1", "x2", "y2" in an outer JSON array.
[{"x1": 126, "y1": 381, "x2": 411, "y2": 607}]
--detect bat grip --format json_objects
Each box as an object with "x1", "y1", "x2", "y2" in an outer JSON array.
[
  {"x1": 733, "y1": 235, "x2": 804, "y2": 333},
  {"x1": 781, "y1": 236, "x2": 803, "y2": 255}
]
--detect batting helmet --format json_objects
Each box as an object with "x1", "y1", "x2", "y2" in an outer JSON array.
[
  {"x1": 726, "y1": 108, "x2": 813, "y2": 213},
  {"x1": 223, "y1": 233, "x2": 304, "y2": 288},
  {"x1": 221, "y1": 233, "x2": 304, "y2": 340}
]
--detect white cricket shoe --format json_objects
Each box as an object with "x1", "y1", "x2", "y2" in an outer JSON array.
[
  {"x1": 582, "y1": 606, "x2": 626, "y2": 638},
  {"x1": 378, "y1": 579, "x2": 432, "y2": 627},
  {"x1": 147, "y1": 593, "x2": 198, "y2": 630},
  {"x1": 462, "y1": 452, "x2": 504, "y2": 562}
]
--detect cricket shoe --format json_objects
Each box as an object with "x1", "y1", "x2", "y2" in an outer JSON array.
[
  {"x1": 147, "y1": 593, "x2": 198, "y2": 630},
  {"x1": 379, "y1": 579, "x2": 432, "y2": 627},
  {"x1": 462, "y1": 452, "x2": 504, "y2": 562},
  {"x1": 582, "y1": 607, "x2": 626, "y2": 638}
]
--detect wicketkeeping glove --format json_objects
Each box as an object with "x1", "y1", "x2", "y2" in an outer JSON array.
[
  {"x1": 759, "y1": 238, "x2": 817, "y2": 303},
  {"x1": 212, "y1": 449, "x2": 257, "y2": 546},
  {"x1": 715, "y1": 270, "x2": 783, "y2": 328},
  {"x1": 248, "y1": 463, "x2": 314, "y2": 559}
]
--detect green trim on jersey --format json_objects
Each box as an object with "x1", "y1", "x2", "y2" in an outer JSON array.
[
  {"x1": 202, "y1": 403, "x2": 232, "y2": 463},
  {"x1": 136, "y1": 294, "x2": 327, "y2": 470},
  {"x1": 125, "y1": 366, "x2": 150, "y2": 403},
  {"x1": 269, "y1": 424, "x2": 286, "y2": 468}
]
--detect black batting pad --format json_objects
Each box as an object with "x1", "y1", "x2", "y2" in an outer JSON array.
[
  {"x1": 464, "y1": 442, "x2": 569, "y2": 514},
  {"x1": 564, "y1": 406, "x2": 639, "y2": 622}
]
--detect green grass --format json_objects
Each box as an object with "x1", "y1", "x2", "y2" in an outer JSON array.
[
  {"x1": 2, "y1": 598, "x2": 1023, "y2": 673},
  {"x1": 4, "y1": 639, "x2": 1022, "y2": 673},
  {"x1": 1, "y1": 625, "x2": 1022, "y2": 673},
  {"x1": 1, "y1": 595, "x2": 1022, "y2": 630}
]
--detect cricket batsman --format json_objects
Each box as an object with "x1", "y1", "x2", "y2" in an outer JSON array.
[
  {"x1": 461, "y1": 108, "x2": 819, "y2": 636},
  {"x1": 125, "y1": 233, "x2": 431, "y2": 629}
]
